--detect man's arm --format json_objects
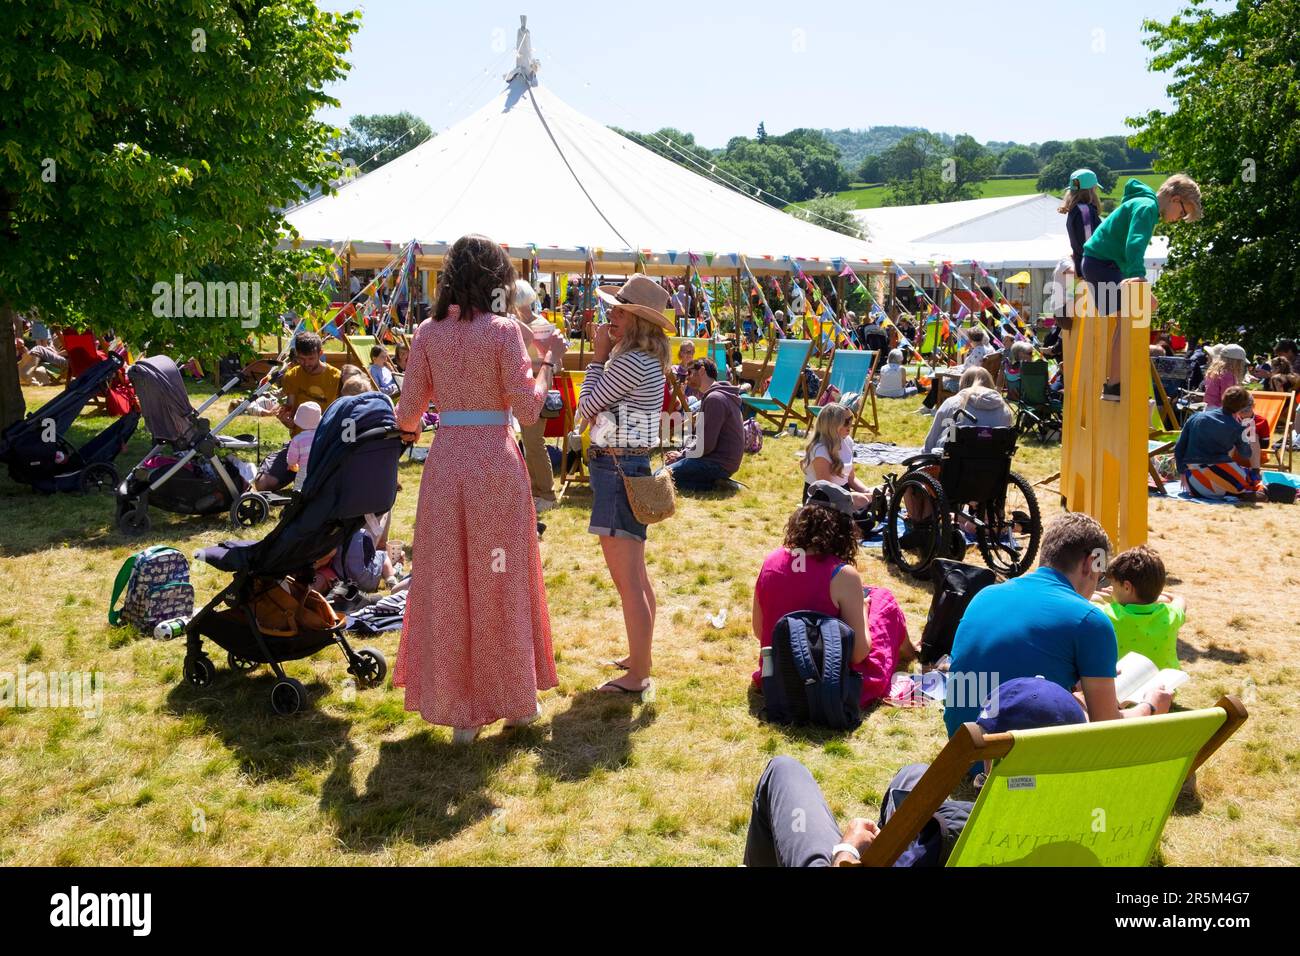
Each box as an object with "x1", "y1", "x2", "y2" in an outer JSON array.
[{"x1": 1080, "y1": 677, "x2": 1172, "y2": 722}]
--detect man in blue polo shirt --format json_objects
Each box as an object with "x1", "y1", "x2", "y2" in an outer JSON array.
[{"x1": 945, "y1": 513, "x2": 1172, "y2": 735}]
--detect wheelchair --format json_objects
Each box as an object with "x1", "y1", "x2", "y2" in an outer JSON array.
[{"x1": 874, "y1": 424, "x2": 1042, "y2": 579}]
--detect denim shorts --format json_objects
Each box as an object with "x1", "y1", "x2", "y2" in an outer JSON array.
[
  {"x1": 1081, "y1": 255, "x2": 1125, "y2": 317},
  {"x1": 588, "y1": 450, "x2": 650, "y2": 541}
]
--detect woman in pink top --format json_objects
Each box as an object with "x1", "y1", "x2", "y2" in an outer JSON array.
[
  {"x1": 751, "y1": 482, "x2": 914, "y2": 707},
  {"x1": 393, "y1": 235, "x2": 567, "y2": 745}
]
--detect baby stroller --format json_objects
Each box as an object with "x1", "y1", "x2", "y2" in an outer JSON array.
[
  {"x1": 184, "y1": 393, "x2": 405, "y2": 714},
  {"x1": 0, "y1": 353, "x2": 140, "y2": 493},
  {"x1": 116, "y1": 355, "x2": 282, "y2": 536}
]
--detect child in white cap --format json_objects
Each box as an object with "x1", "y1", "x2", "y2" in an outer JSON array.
[{"x1": 286, "y1": 401, "x2": 321, "y2": 489}]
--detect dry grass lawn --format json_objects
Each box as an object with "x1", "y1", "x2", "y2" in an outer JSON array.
[{"x1": 1, "y1": 378, "x2": 1296, "y2": 865}]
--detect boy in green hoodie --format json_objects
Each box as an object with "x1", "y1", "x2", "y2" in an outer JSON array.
[{"x1": 1081, "y1": 174, "x2": 1202, "y2": 400}]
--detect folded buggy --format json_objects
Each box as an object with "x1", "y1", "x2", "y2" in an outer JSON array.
[
  {"x1": 116, "y1": 355, "x2": 282, "y2": 535},
  {"x1": 0, "y1": 353, "x2": 140, "y2": 493},
  {"x1": 184, "y1": 393, "x2": 405, "y2": 714}
]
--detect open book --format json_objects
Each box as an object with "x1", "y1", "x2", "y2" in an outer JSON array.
[{"x1": 1115, "y1": 651, "x2": 1188, "y2": 707}]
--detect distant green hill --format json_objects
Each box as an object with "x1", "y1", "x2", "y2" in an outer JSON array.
[{"x1": 792, "y1": 174, "x2": 1166, "y2": 211}]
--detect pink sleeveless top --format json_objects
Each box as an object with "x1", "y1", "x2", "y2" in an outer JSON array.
[{"x1": 751, "y1": 547, "x2": 911, "y2": 706}]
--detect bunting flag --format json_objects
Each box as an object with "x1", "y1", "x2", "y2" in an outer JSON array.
[
  {"x1": 704, "y1": 251, "x2": 715, "y2": 267},
  {"x1": 667, "y1": 250, "x2": 678, "y2": 265}
]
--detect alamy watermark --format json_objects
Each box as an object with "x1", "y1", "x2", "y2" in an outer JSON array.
[
  {"x1": 1, "y1": 664, "x2": 104, "y2": 718},
  {"x1": 152, "y1": 274, "x2": 261, "y2": 329}
]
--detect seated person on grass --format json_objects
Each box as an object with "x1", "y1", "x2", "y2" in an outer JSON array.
[
  {"x1": 660, "y1": 358, "x2": 742, "y2": 492},
  {"x1": 744, "y1": 677, "x2": 1085, "y2": 867},
  {"x1": 876, "y1": 348, "x2": 912, "y2": 399},
  {"x1": 1091, "y1": 545, "x2": 1185, "y2": 671},
  {"x1": 1173, "y1": 386, "x2": 1265, "y2": 501},
  {"x1": 945, "y1": 513, "x2": 1173, "y2": 737},
  {"x1": 253, "y1": 331, "x2": 341, "y2": 492},
  {"x1": 751, "y1": 481, "x2": 915, "y2": 710},
  {"x1": 800, "y1": 403, "x2": 882, "y2": 533}
]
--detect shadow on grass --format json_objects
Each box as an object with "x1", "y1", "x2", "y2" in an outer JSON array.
[
  {"x1": 320, "y1": 729, "x2": 533, "y2": 852},
  {"x1": 744, "y1": 684, "x2": 886, "y2": 744},
  {"x1": 163, "y1": 670, "x2": 353, "y2": 779},
  {"x1": 535, "y1": 687, "x2": 658, "y2": 782},
  {"x1": 1176, "y1": 640, "x2": 1249, "y2": 665}
]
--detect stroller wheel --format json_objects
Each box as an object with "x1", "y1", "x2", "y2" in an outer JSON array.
[
  {"x1": 79, "y1": 462, "x2": 118, "y2": 496},
  {"x1": 227, "y1": 652, "x2": 259, "y2": 673},
  {"x1": 351, "y1": 648, "x2": 388, "y2": 688},
  {"x1": 231, "y1": 491, "x2": 270, "y2": 529},
  {"x1": 183, "y1": 654, "x2": 216, "y2": 688},
  {"x1": 270, "y1": 677, "x2": 306, "y2": 716},
  {"x1": 117, "y1": 505, "x2": 151, "y2": 537}
]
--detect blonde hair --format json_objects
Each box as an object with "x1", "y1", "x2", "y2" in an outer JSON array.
[
  {"x1": 1058, "y1": 186, "x2": 1100, "y2": 215},
  {"x1": 955, "y1": 366, "x2": 1007, "y2": 416},
  {"x1": 1206, "y1": 350, "x2": 1246, "y2": 386},
  {"x1": 1157, "y1": 173, "x2": 1203, "y2": 222},
  {"x1": 802, "y1": 403, "x2": 853, "y2": 479},
  {"x1": 677, "y1": 341, "x2": 696, "y2": 362},
  {"x1": 611, "y1": 312, "x2": 671, "y2": 371}
]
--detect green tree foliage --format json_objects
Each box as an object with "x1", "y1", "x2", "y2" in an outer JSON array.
[
  {"x1": 0, "y1": 0, "x2": 359, "y2": 426},
  {"x1": 999, "y1": 146, "x2": 1040, "y2": 175},
  {"x1": 854, "y1": 154, "x2": 883, "y2": 183},
  {"x1": 790, "y1": 193, "x2": 863, "y2": 240},
  {"x1": 1130, "y1": 0, "x2": 1300, "y2": 348},
  {"x1": 756, "y1": 121, "x2": 767, "y2": 142},
  {"x1": 335, "y1": 112, "x2": 432, "y2": 172},
  {"x1": 880, "y1": 132, "x2": 990, "y2": 206},
  {"x1": 1038, "y1": 140, "x2": 1067, "y2": 161},
  {"x1": 1036, "y1": 149, "x2": 1117, "y2": 194}
]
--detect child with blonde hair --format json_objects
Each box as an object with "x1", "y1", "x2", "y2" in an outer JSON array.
[{"x1": 1203, "y1": 344, "x2": 1249, "y2": 408}]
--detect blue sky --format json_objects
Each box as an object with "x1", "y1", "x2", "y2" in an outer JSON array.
[{"x1": 316, "y1": 0, "x2": 1200, "y2": 148}]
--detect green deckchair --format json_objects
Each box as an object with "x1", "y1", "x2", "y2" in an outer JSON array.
[
  {"x1": 708, "y1": 341, "x2": 731, "y2": 384},
  {"x1": 807, "y1": 348, "x2": 880, "y2": 438},
  {"x1": 853, "y1": 695, "x2": 1247, "y2": 867},
  {"x1": 741, "y1": 338, "x2": 813, "y2": 434}
]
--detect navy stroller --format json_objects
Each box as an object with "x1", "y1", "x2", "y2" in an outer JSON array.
[
  {"x1": 0, "y1": 353, "x2": 140, "y2": 493},
  {"x1": 184, "y1": 393, "x2": 405, "y2": 714},
  {"x1": 116, "y1": 355, "x2": 277, "y2": 536}
]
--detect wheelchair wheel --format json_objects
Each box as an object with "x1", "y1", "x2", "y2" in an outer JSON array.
[
  {"x1": 883, "y1": 471, "x2": 949, "y2": 577},
  {"x1": 976, "y1": 470, "x2": 1042, "y2": 577}
]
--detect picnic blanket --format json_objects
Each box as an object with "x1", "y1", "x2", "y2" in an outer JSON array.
[
  {"x1": 345, "y1": 590, "x2": 408, "y2": 634},
  {"x1": 1152, "y1": 471, "x2": 1298, "y2": 504},
  {"x1": 854, "y1": 442, "x2": 926, "y2": 466}
]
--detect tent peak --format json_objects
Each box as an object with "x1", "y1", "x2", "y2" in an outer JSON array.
[{"x1": 504, "y1": 15, "x2": 540, "y2": 86}]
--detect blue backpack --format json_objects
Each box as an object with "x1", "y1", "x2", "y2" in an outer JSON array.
[
  {"x1": 331, "y1": 527, "x2": 385, "y2": 592},
  {"x1": 108, "y1": 546, "x2": 194, "y2": 632},
  {"x1": 762, "y1": 612, "x2": 863, "y2": 729}
]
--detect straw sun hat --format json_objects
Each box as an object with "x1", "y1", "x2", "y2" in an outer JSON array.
[{"x1": 595, "y1": 274, "x2": 674, "y2": 332}]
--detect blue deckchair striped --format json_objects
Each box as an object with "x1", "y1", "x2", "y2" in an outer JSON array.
[
  {"x1": 741, "y1": 338, "x2": 813, "y2": 433},
  {"x1": 807, "y1": 348, "x2": 880, "y2": 438}
]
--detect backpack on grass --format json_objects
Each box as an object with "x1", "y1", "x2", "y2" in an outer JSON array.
[
  {"x1": 762, "y1": 611, "x2": 862, "y2": 730},
  {"x1": 743, "y1": 418, "x2": 764, "y2": 454},
  {"x1": 919, "y1": 559, "x2": 997, "y2": 666},
  {"x1": 108, "y1": 546, "x2": 194, "y2": 632}
]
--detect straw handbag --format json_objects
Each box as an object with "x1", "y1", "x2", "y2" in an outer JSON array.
[{"x1": 611, "y1": 453, "x2": 676, "y2": 525}]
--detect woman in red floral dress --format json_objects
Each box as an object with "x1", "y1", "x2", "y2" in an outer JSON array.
[{"x1": 393, "y1": 235, "x2": 566, "y2": 744}]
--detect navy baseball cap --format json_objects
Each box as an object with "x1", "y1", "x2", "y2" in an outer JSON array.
[{"x1": 976, "y1": 677, "x2": 1086, "y2": 734}]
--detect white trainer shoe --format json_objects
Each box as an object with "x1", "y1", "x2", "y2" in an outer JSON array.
[{"x1": 451, "y1": 726, "x2": 482, "y2": 746}]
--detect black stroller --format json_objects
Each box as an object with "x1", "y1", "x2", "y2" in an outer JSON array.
[
  {"x1": 0, "y1": 353, "x2": 140, "y2": 493},
  {"x1": 116, "y1": 355, "x2": 282, "y2": 535},
  {"x1": 184, "y1": 393, "x2": 404, "y2": 714}
]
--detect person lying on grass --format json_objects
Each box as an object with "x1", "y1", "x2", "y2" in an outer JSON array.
[{"x1": 751, "y1": 481, "x2": 917, "y2": 710}]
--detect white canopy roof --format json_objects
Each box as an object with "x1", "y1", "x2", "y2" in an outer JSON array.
[
  {"x1": 284, "y1": 22, "x2": 903, "y2": 275},
  {"x1": 853, "y1": 193, "x2": 1169, "y2": 271}
]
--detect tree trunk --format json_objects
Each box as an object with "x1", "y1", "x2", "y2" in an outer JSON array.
[{"x1": 0, "y1": 299, "x2": 25, "y2": 429}]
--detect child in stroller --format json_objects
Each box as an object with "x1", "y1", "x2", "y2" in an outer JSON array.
[{"x1": 183, "y1": 393, "x2": 406, "y2": 714}]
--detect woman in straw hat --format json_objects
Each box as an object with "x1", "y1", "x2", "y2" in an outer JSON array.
[
  {"x1": 393, "y1": 234, "x2": 567, "y2": 745},
  {"x1": 580, "y1": 274, "x2": 672, "y2": 695}
]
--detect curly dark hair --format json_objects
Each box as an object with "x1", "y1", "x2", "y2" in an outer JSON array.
[
  {"x1": 433, "y1": 234, "x2": 517, "y2": 322},
  {"x1": 782, "y1": 504, "x2": 859, "y2": 565}
]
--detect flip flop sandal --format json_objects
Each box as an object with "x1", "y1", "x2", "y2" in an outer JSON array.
[
  {"x1": 596, "y1": 679, "x2": 647, "y2": 695},
  {"x1": 604, "y1": 659, "x2": 631, "y2": 670}
]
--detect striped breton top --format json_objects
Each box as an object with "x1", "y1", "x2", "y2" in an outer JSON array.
[{"x1": 578, "y1": 349, "x2": 666, "y2": 449}]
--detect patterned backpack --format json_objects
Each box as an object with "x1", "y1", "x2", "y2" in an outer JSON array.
[
  {"x1": 108, "y1": 546, "x2": 194, "y2": 632},
  {"x1": 743, "y1": 418, "x2": 764, "y2": 454}
]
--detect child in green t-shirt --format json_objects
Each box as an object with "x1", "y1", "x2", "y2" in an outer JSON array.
[{"x1": 1092, "y1": 546, "x2": 1185, "y2": 671}]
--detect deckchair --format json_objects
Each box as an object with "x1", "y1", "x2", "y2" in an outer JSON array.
[
  {"x1": 850, "y1": 696, "x2": 1247, "y2": 867},
  {"x1": 707, "y1": 342, "x2": 731, "y2": 384},
  {"x1": 548, "y1": 370, "x2": 589, "y2": 499},
  {"x1": 1251, "y1": 390, "x2": 1295, "y2": 472},
  {"x1": 741, "y1": 338, "x2": 813, "y2": 434},
  {"x1": 807, "y1": 348, "x2": 879, "y2": 438}
]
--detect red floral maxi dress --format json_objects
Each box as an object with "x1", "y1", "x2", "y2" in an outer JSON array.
[{"x1": 393, "y1": 306, "x2": 557, "y2": 727}]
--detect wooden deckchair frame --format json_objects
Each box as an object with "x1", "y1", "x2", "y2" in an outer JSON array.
[
  {"x1": 554, "y1": 370, "x2": 588, "y2": 500},
  {"x1": 844, "y1": 695, "x2": 1248, "y2": 867},
  {"x1": 741, "y1": 338, "x2": 813, "y2": 434}
]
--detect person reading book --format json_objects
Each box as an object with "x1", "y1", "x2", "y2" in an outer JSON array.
[{"x1": 1091, "y1": 545, "x2": 1185, "y2": 671}]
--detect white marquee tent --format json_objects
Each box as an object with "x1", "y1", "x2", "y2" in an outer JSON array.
[{"x1": 284, "y1": 20, "x2": 906, "y2": 278}]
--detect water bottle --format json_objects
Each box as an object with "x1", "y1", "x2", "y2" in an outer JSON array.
[
  {"x1": 153, "y1": 618, "x2": 188, "y2": 641},
  {"x1": 760, "y1": 645, "x2": 774, "y2": 678}
]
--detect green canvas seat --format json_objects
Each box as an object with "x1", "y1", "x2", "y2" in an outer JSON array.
[
  {"x1": 741, "y1": 338, "x2": 812, "y2": 433},
  {"x1": 853, "y1": 696, "x2": 1247, "y2": 867},
  {"x1": 807, "y1": 348, "x2": 880, "y2": 438}
]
